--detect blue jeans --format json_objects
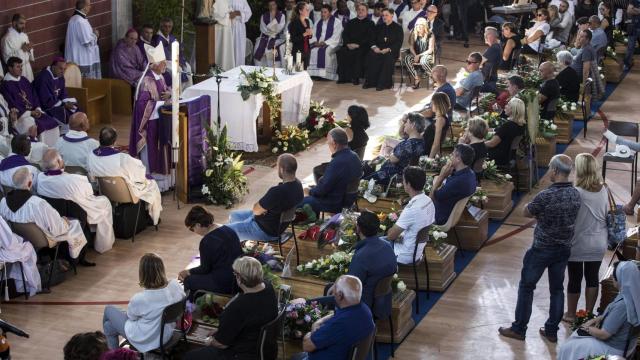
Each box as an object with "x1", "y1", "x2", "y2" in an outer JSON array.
[
  {"x1": 226, "y1": 210, "x2": 278, "y2": 242},
  {"x1": 511, "y1": 246, "x2": 570, "y2": 337},
  {"x1": 624, "y1": 30, "x2": 639, "y2": 68},
  {"x1": 103, "y1": 305, "x2": 128, "y2": 349}
]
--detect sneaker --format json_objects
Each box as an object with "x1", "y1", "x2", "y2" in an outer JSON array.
[{"x1": 498, "y1": 327, "x2": 525, "y2": 341}]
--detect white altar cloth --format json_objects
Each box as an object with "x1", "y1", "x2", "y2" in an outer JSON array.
[{"x1": 182, "y1": 65, "x2": 313, "y2": 152}]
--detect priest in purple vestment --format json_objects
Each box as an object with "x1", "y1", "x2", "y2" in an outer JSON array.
[
  {"x1": 0, "y1": 57, "x2": 60, "y2": 147},
  {"x1": 151, "y1": 18, "x2": 191, "y2": 87},
  {"x1": 110, "y1": 29, "x2": 146, "y2": 87},
  {"x1": 130, "y1": 43, "x2": 171, "y2": 177},
  {"x1": 33, "y1": 57, "x2": 78, "y2": 130}
]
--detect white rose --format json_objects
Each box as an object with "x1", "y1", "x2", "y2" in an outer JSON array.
[
  {"x1": 550, "y1": 124, "x2": 557, "y2": 130},
  {"x1": 272, "y1": 147, "x2": 278, "y2": 153},
  {"x1": 482, "y1": 196, "x2": 488, "y2": 202},
  {"x1": 544, "y1": 120, "x2": 550, "y2": 125},
  {"x1": 205, "y1": 169, "x2": 213, "y2": 177},
  {"x1": 471, "y1": 196, "x2": 479, "y2": 202},
  {"x1": 201, "y1": 184, "x2": 210, "y2": 195},
  {"x1": 393, "y1": 273, "x2": 398, "y2": 279},
  {"x1": 505, "y1": 174, "x2": 512, "y2": 180},
  {"x1": 562, "y1": 105, "x2": 568, "y2": 111},
  {"x1": 397, "y1": 281, "x2": 407, "y2": 292},
  {"x1": 305, "y1": 262, "x2": 313, "y2": 269}
]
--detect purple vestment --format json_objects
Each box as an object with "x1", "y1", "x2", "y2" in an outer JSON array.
[
  {"x1": 254, "y1": 11, "x2": 284, "y2": 61},
  {"x1": 0, "y1": 76, "x2": 58, "y2": 134},
  {"x1": 110, "y1": 39, "x2": 146, "y2": 87},
  {"x1": 129, "y1": 70, "x2": 170, "y2": 175},
  {"x1": 314, "y1": 17, "x2": 336, "y2": 69},
  {"x1": 33, "y1": 67, "x2": 74, "y2": 125},
  {"x1": 137, "y1": 39, "x2": 150, "y2": 65}
]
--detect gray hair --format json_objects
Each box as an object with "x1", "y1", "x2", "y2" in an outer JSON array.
[
  {"x1": 549, "y1": 154, "x2": 573, "y2": 176},
  {"x1": 484, "y1": 26, "x2": 498, "y2": 38},
  {"x1": 556, "y1": 50, "x2": 573, "y2": 66},
  {"x1": 406, "y1": 112, "x2": 426, "y2": 133},
  {"x1": 328, "y1": 128, "x2": 349, "y2": 146},
  {"x1": 335, "y1": 275, "x2": 362, "y2": 304},
  {"x1": 42, "y1": 149, "x2": 62, "y2": 172},
  {"x1": 12, "y1": 167, "x2": 32, "y2": 189}
]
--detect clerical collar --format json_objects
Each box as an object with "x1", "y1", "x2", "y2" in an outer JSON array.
[
  {"x1": 156, "y1": 31, "x2": 171, "y2": 42},
  {"x1": 46, "y1": 66, "x2": 60, "y2": 80},
  {"x1": 140, "y1": 38, "x2": 151, "y2": 45},
  {"x1": 2, "y1": 73, "x2": 21, "y2": 82},
  {"x1": 74, "y1": 9, "x2": 88, "y2": 19},
  {"x1": 151, "y1": 71, "x2": 163, "y2": 81},
  {"x1": 5, "y1": 189, "x2": 32, "y2": 213},
  {"x1": 44, "y1": 169, "x2": 63, "y2": 176},
  {"x1": 93, "y1": 146, "x2": 120, "y2": 156}
]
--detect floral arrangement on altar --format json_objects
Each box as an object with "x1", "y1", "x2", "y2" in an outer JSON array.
[
  {"x1": 419, "y1": 154, "x2": 450, "y2": 173},
  {"x1": 469, "y1": 187, "x2": 488, "y2": 206},
  {"x1": 237, "y1": 67, "x2": 281, "y2": 126},
  {"x1": 481, "y1": 111, "x2": 505, "y2": 129},
  {"x1": 271, "y1": 126, "x2": 310, "y2": 154},
  {"x1": 377, "y1": 210, "x2": 399, "y2": 235},
  {"x1": 303, "y1": 100, "x2": 337, "y2": 137},
  {"x1": 392, "y1": 274, "x2": 407, "y2": 293},
  {"x1": 242, "y1": 241, "x2": 284, "y2": 271},
  {"x1": 428, "y1": 225, "x2": 449, "y2": 249},
  {"x1": 296, "y1": 251, "x2": 353, "y2": 281},
  {"x1": 539, "y1": 118, "x2": 558, "y2": 138},
  {"x1": 556, "y1": 98, "x2": 578, "y2": 116},
  {"x1": 613, "y1": 29, "x2": 628, "y2": 45},
  {"x1": 202, "y1": 126, "x2": 248, "y2": 208},
  {"x1": 284, "y1": 298, "x2": 331, "y2": 339},
  {"x1": 482, "y1": 159, "x2": 513, "y2": 183},
  {"x1": 571, "y1": 309, "x2": 596, "y2": 331}
]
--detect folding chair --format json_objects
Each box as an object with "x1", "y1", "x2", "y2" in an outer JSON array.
[
  {"x1": 437, "y1": 196, "x2": 472, "y2": 255},
  {"x1": 602, "y1": 120, "x2": 639, "y2": 195}
]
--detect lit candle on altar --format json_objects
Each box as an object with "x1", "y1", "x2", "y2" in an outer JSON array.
[
  {"x1": 171, "y1": 41, "x2": 180, "y2": 156},
  {"x1": 295, "y1": 51, "x2": 302, "y2": 69}
]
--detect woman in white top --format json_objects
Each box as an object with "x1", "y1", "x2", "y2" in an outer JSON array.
[
  {"x1": 102, "y1": 253, "x2": 185, "y2": 352},
  {"x1": 563, "y1": 153, "x2": 608, "y2": 323},
  {"x1": 522, "y1": 8, "x2": 550, "y2": 54}
]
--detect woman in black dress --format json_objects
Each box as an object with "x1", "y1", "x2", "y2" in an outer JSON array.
[
  {"x1": 575, "y1": 0, "x2": 598, "y2": 20},
  {"x1": 423, "y1": 92, "x2": 451, "y2": 158},
  {"x1": 288, "y1": 1, "x2": 313, "y2": 69},
  {"x1": 344, "y1": 105, "x2": 370, "y2": 160},
  {"x1": 179, "y1": 206, "x2": 242, "y2": 297},
  {"x1": 499, "y1": 22, "x2": 521, "y2": 70}
]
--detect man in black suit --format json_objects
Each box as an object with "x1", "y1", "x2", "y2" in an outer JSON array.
[
  {"x1": 425, "y1": 4, "x2": 445, "y2": 62},
  {"x1": 336, "y1": 3, "x2": 375, "y2": 85},
  {"x1": 363, "y1": 8, "x2": 403, "y2": 91}
]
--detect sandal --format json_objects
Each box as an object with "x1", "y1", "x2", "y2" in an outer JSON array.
[{"x1": 412, "y1": 79, "x2": 421, "y2": 89}]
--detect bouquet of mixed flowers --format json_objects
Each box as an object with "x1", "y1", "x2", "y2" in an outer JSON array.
[
  {"x1": 469, "y1": 187, "x2": 488, "y2": 206},
  {"x1": 571, "y1": 309, "x2": 596, "y2": 331},
  {"x1": 271, "y1": 126, "x2": 310, "y2": 154},
  {"x1": 613, "y1": 29, "x2": 628, "y2": 45},
  {"x1": 481, "y1": 159, "x2": 513, "y2": 183},
  {"x1": 303, "y1": 100, "x2": 337, "y2": 137},
  {"x1": 242, "y1": 241, "x2": 284, "y2": 271},
  {"x1": 296, "y1": 251, "x2": 353, "y2": 281},
  {"x1": 556, "y1": 97, "x2": 578, "y2": 116},
  {"x1": 284, "y1": 298, "x2": 331, "y2": 339},
  {"x1": 391, "y1": 273, "x2": 407, "y2": 293},
  {"x1": 339, "y1": 209, "x2": 359, "y2": 249},
  {"x1": 428, "y1": 225, "x2": 449, "y2": 249},
  {"x1": 515, "y1": 64, "x2": 543, "y2": 89},
  {"x1": 539, "y1": 118, "x2": 558, "y2": 138},
  {"x1": 202, "y1": 126, "x2": 249, "y2": 208},
  {"x1": 377, "y1": 210, "x2": 400, "y2": 235},
  {"x1": 237, "y1": 67, "x2": 281, "y2": 125},
  {"x1": 478, "y1": 93, "x2": 497, "y2": 113},
  {"x1": 419, "y1": 154, "x2": 450, "y2": 173},
  {"x1": 481, "y1": 111, "x2": 505, "y2": 129}
]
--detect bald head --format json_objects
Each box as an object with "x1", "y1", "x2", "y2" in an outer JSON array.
[
  {"x1": 12, "y1": 167, "x2": 32, "y2": 190},
  {"x1": 42, "y1": 148, "x2": 64, "y2": 171},
  {"x1": 69, "y1": 112, "x2": 89, "y2": 132},
  {"x1": 277, "y1": 153, "x2": 297, "y2": 177},
  {"x1": 539, "y1": 61, "x2": 555, "y2": 79}
]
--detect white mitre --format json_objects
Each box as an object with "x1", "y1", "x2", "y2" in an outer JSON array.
[{"x1": 144, "y1": 43, "x2": 166, "y2": 64}]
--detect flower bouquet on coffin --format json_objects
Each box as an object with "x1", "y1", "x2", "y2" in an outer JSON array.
[
  {"x1": 284, "y1": 298, "x2": 331, "y2": 339},
  {"x1": 419, "y1": 154, "x2": 450, "y2": 173},
  {"x1": 271, "y1": 126, "x2": 310, "y2": 154},
  {"x1": 296, "y1": 251, "x2": 354, "y2": 281},
  {"x1": 481, "y1": 159, "x2": 512, "y2": 183},
  {"x1": 377, "y1": 210, "x2": 399, "y2": 235},
  {"x1": 242, "y1": 241, "x2": 284, "y2": 271},
  {"x1": 303, "y1": 100, "x2": 336, "y2": 137},
  {"x1": 556, "y1": 97, "x2": 578, "y2": 116},
  {"x1": 391, "y1": 273, "x2": 407, "y2": 293},
  {"x1": 237, "y1": 67, "x2": 281, "y2": 126},
  {"x1": 428, "y1": 225, "x2": 449, "y2": 250},
  {"x1": 423, "y1": 175, "x2": 435, "y2": 195},
  {"x1": 469, "y1": 187, "x2": 488, "y2": 207},
  {"x1": 481, "y1": 111, "x2": 506, "y2": 129},
  {"x1": 538, "y1": 118, "x2": 558, "y2": 138},
  {"x1": 478, "y1": 93, "x2": 497, "y2": 113}
]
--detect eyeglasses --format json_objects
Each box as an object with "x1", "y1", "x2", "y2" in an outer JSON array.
[{"x1": 537, "y1": 13, "x2": 544, "y2": 17}]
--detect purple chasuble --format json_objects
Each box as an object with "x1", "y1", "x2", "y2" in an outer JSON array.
[
  {"x1": 407, "y1": 10, "x2": 427, "y2": 31},
  {"x1": 395, "y1": 2, "x2": 408, "y2": 17},
  {"x1": 315, "y1": 17, "x2": 336, "y2": 69},
  {"x1": 130, "y1": 70, "x2": 170, "y2": 175},
  {"x1": 254, "y1": 12, "x2": 284, "y2": 61},
  {"x1": 93, "y1": 147, "x2": 120, "y2": 156},
  {"x1": 0, "y1": 77, "x2": 59, "y2": 134},
  {"x1": 110, "y1": 39, "x2": 146, "y2": 87},
  {"x1": 0, "y1": 155, "x2": 30, "y2": 171},
  {"x1": 33, "y1": 67, "x2": 74, "y2": 125}
]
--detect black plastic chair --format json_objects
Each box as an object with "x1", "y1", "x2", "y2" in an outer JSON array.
[
  {"x1": 602, "y1": 120, "x2": 639, "y2": 195},
  {"x1": 347, "y1": 326, "x2": 377, "y2": 360},
  {"x1": 498, "y1": 134, "x2": 524, "y2": 193},
  {"x1": 257, "y1": 207, "x2": 299, "y2": 265},
  {"x1": 511, "y1": 47, "x2": 522, "y2": 70},
  {"x1": 155, "y1": 297, "x2": 187, "y2": 359},
  {"x1": 392, "y1": 226, "x2": 430, "y2": 314},
  {"x1": 257, "y1": 307, "x2": 286, "y2": 360},
  {"x1": 466, "y1": 85, "x2": 483, "y2": 117},
  {"x1": 371, "y1": 274, "x2": 395, "y2": 358},
  {"x1": 342, "y1": 169, "x2": 364, "y2": 212},
  {"x1": 582, "y1": 78, "x2": 594, "y2": 138}
]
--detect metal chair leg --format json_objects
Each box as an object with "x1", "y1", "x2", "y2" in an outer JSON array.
[
  {"x1": 47, "y1": 246, "x2": 60, "y2": 290},
  {"x1": 18, "y1": 262, "x2": 28, "y2": 299},
  {"x1": 132, "y1": 202, "x2": 142, "y2": 243},
  {"x1": 413, "y1": 262, "x2": 419, "y2": 314},
  {"x1": 278, "y1": 238, "x2": 284, "y2": 257},
  {"x1": 424, "y1": 253, "x2": 430, "y2": 299}
]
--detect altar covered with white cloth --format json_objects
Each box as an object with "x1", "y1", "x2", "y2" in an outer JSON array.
[{"x1": 182, "y1": 65, "x2": 313, "y2": 152}]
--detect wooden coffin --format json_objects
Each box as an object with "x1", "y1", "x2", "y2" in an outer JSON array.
[
  {"x1": 356, "y1": 196, "x2": 405, "y2": 214},
  {"x1": 603, "y1": 57, "x2": 624, "y2": 84},
  {"x1": 480, "y1": 180, "x2": 514, "y2": 220},
  {"x1": 397, "y1": 243, "x2": 457, "y2": 292},
  {"x1": 553, "y1": 113, "x2": 574, "y2": 144},
  {"x1": 279, "y1": 270, "x2": 329, "y2": 299},
  {"x1": 376, "y1": 290, "x2": 416, "y2": 343},
  {"x1": 535, "y1": 135, "x2": 556, "y2": 168},
  {"x1": 448, "y1": 207, "x2": 489, "y2": 251},
  {"x1": 280, "y1": 237, "x2": 337, "y2": 267}
]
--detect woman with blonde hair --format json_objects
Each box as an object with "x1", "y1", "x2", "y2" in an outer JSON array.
[
  {"x1": 402, "y1": 17, "x2": 434, "y2": 89},
  {"x1": 485, "y1": 97, "x2": 525, "y2": 166},
  {"x1": 563, "y1": 153, "x2": 608, "y2": 323},
  {"x1": 423, "y1": 91, "x2": 451, "y2": 158},
  {"x1": 102, "y1": 253, "x2": 185, "y2": 352},
  {"x1": 185, "y1": 256, "x2": 278, "y2": 360}
]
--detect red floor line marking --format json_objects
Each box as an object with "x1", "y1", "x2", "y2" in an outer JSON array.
[
  {"x1": 485, "y1": 111, "x2": 610, "y2": 247},
  {"x1": 4, "y1": 300, "x2": 129, "y2": 306}
]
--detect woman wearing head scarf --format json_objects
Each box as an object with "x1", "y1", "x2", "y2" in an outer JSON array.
[{"x1": 557, "y1": 261, "x2": 640, "y2": 359}]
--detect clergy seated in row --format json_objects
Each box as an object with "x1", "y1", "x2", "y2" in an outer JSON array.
[
  {"x1": 336, "y1": 3, "x2": 375, "y2": 85},
  {"x1": 87, "y1": 127, "x2": 162, "y2": 226},
  {"x1": 363, "y1": 8, "x2": 403, "y2": 91},
  {"x1": 1, "y1": 14, "x2": 35, "y2": 82},
  {"x1": 55, "y1": 112, "x2": 99, "y2": 169},
  {"x1": 110, "y1": 29, "x2": 146, "y2": 87},
  {"x1": 65, "y1": 0, "x2": 101, "y2": 79},
  {"x1": 301, "y1": 128, "x2": 362, "y2": 214},
  {"x1": 36, "y1": 148, "x2": 115, "y2": 254},
  {"x1": 369, "y1": 2, "x2": 398, "y2": 25},
  {"x1": 33, "y1": 57, "x2": 79, "y2": 132},
  {"x1": 137, "y1": 24, "x2": 154, "y2": 64},
  {"x1": 399, "y1": 0, "x2": 426, "y2": 48},
  {"x1": 0, "y1": 216, "x2": 41, "y2": 296},
  {"x1": 0, "y1": 57, "x2": 60, "y2": 147},
  {"x1": 0, "y1": 168, "x2": 89, "y2": 263},
  {"x1": 130, "y1": 44, "x2": 173, "y2": 191},
  {"x1": 307, "y1": 5, "x2": 343, "y2": 80},
  {"x1": 14, "y1": 116, "x2": 48, "y2": 166},
  {"x1": 0, "y1": 135, "x2": 40, "y2": 190},
  {"x1": 151, "y1": 18, "x2": 192, "y2": 88},
  {"x1": 310, "y1": 0, "x2": 322, "y2": 25},
  {"x1": 333, "y1": 0, "x2": 354, "y2": 26},
  {"x1": 254, "y1": 0, "x2": 286, "y2": 67}
]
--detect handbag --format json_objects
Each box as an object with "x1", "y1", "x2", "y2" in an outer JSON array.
[{"x1": 605, "y1": 184, "x2": 626, "y2": 249}]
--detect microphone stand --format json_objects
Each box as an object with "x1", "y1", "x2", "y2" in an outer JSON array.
[{"x1": 209, "y1": 64, "x2": 228, "y2": 129}]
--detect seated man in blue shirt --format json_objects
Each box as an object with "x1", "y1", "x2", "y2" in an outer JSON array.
[
  {"x1": 454, "y1": 52, "x2": 484, "y2": 110},
  {"x1": 349, "y1": 211, "x2": 397, "y2": 318},
  {"x1": 430, "y1": 143, "x2": 477, "y2": 225},
  {"x1": 292, "y1": 275, "x2": 375, "y2": 360},
  {"x1": 302, "y1": 128, "x2": 362, "y2": 214}
]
